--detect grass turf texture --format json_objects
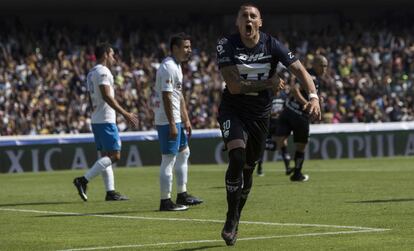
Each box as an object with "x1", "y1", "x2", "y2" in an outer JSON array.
[{"x1": 1, "y1": 157, "x2": 413, "y2": 250}]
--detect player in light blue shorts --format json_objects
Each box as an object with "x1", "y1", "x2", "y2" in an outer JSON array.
[
  {"x1": 153, "y1": 33, "x2": 203, "y2": 211},
  {"x1": 92, "y1": 123, "x2": 122, "y2": 152},
  {"x1": 156, "y1": 123, "x2": 187, "y2": 155},
  {"x1": 73, "y1": 43, "x2": 138, "y2": 202}
]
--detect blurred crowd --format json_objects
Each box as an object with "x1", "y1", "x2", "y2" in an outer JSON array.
[{"x1": 0, "y1": 17, "x2": 413, "y2": 135}]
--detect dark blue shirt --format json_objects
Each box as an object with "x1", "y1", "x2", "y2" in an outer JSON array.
[{"x1": 217, "y1": 32, "x2": 297, "y2": 119}]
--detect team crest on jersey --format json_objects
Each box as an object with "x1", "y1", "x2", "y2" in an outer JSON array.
[{"x1": 217, "y1": 45, "x2": 225, "y2": 55}]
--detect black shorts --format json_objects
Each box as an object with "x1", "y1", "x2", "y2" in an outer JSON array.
[
  {"x1": 275, "y1": 107, "x2": 310, "y2": 143},
  {"x1": 269, "y1": 118, "x2": 279, "y2": 136},
  {"x1": 218, "y1": 113, "x2": 269, "y2": 167}
]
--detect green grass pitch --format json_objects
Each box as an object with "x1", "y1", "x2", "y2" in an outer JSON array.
[{"x1": 1, "y1": 157, "x2": 414, "y2": 250}]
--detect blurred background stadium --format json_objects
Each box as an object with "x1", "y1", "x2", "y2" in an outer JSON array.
[
  {"x1": 1, "y1": 1, "x2": 414, "y2": 250},
  {"x1": 1, "y1": 0, "x2": 414, "y2": 172}
]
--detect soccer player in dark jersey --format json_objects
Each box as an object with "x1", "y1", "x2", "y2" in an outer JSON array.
[
  {"x1": 275, "y1": 55, "x2": 328, "y2": 182},
  {"x1": 216, "y1": 3, "x2": 321, "y2": 246}
]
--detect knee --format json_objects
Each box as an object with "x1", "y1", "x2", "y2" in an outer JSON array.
[
  {"x1": 229, "y1": 147, "x2": 246, "y2": 167},
  {"x1": 107, "y1": 152, "x2": 120, "y2": 163},
  {"x1": 179, "y1": 147, "x2": 190, "y2": 158}
]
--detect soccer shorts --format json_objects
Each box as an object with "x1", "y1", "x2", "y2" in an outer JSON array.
[
  {"x1": 91, "y1": 123, "x2": 122, "y2": 152},
  {"x1": 156, "y1": 123, "x2": 188, "y2": 155},
  {"x1": 275, "y1": 108, "x2": 310, "y2": 143},
  {"x1": 269, "y1": 118, "x2": 279, "y2": 136},
  {"x1": 218, "y1": 113, "x2": 269, "y2": 167}
]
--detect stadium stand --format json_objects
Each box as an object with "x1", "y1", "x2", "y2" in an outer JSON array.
[{"x1": 0, "y1": 10, "x2": 413, "y2": 135}]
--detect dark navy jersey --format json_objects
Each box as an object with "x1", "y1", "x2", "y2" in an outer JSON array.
[
  {"x1": 217, "y1": 32, "x2": 297, "y2": 119},
  {"x1": 286, "y1": 68, "x2": 320, "y2": 117},
  {"x1": 270, "y1": 91, "x2": 289, "y2": 119}
]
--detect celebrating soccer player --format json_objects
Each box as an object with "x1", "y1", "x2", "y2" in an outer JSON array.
[{"x1": 216, "y1": 4, "x2": 321, "y2": 246}]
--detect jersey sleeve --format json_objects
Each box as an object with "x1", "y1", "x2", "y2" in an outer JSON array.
[
  {"x1": 96, "y1": 68, "x2": 112, "y2": 86},
  {"x1": 216, "y1": 37, "x2": 235, "y2": 69},
  {"x1": 271, "y1": 37, "x2": 298, "y2": 67},
  {"x1": 158, "y1": 64, "x2": 174, "y2": 92}
]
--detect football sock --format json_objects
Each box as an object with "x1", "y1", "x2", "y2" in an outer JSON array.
[
  {"x1": 294, "y1": 151, "x2": 305, "y2": 175},
  {"x1": 84, "y1": 156, "x2": 112, "y2": 181},
  {"x1": 160, "y1": 154, "x2": 176, "y2": 200},
  {"x1": 281, "y1": 146, "x2": 291, "y2": 169},
  {"x1": 174, "y1": 147, "x2": 190, "y2": 193},
  {"x1": 257, "y1": 160, "x2": 262, "y2": 169},
  {"x1": 101, "y1": 165, "x2": 115, "y2": 192},
  {"x1": 225, "y1": 148, "x2": 245, "y2": 221},
  {"x1": 239, "y1": 166, "x2": 254, "y2": 218}
]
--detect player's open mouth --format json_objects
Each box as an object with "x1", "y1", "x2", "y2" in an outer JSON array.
[{"x1": 245, "y1": 24, "x2": 252, "y2": 36}]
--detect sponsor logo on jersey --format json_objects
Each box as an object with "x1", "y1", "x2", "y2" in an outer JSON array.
[{"x1": 235, "y1": 53, "x2": 272, "y2": 62}]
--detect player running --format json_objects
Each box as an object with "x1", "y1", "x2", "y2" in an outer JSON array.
[{"x1": 216, "y1": 3, "x2": 321, "y2": 246}]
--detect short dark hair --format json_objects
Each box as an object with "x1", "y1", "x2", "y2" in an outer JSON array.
[
  {"x1": 95, "y1": 42, "x2": 112, "y2": 60},
  {"x1": 238, "y1": 3, "x2": 261, "y2": 13},
  {"x1": 169, "y1": 32, "x2": 191, "y2": 51}
]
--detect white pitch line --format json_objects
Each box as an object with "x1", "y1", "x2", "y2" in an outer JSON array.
[
  {"x1": 57, "y1": 229, "x2": 389, "y2": 251},
  {"x1": 0, "y1": 208, "x2": 390, "y2": 231},
  {"x1": 0, "y1": 208, "x2": 390, "y2": 251}
]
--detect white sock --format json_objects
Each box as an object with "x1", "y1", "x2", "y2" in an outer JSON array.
[
  {"x1": 160, "y1": 154, "x2": 176, "y2": 200},
  {"x1": 84, "y1": 156, "x2": 112, "y2": 181},
  {"x1": 101, "y1": 165, "x2": 115, "y2": 192},
  {"x1": 174, "y1": 147, "x2": 190, "y2": 194}
]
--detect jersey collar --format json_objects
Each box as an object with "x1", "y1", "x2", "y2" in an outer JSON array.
[
  {"x1": 236, "y1": 31, "x2": 266, "y2": 49},
  {"x1": 169, "y1": 55, "x2": 181, "y2": 65}
]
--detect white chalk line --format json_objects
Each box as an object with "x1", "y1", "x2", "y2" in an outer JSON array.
[
  {"x1": 0, "y1": 208, "x2": 390, "y2": 251},
  {"x1": 56, "y1": 229, "x2": 389, "y2": 251}
]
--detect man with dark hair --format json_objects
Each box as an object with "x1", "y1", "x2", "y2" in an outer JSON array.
[
  {"x1": 275, "y1": 55, "x2": 327, "y2": 182},
  {"x1": 153, "y1": 33, "x2": 203, "y2": 211},
  {"x1": 94, "y1": 42, "x2": 113, "y2": 59},
  {"x1": 73, "y1": 43, "x2": 139, "y2": 201},
  {"x1": 216, "y1": 4, "x2": 321, "y2": 246},
  {"x1": 169, "y1": 32, "x2": 191, "y2": 51}
]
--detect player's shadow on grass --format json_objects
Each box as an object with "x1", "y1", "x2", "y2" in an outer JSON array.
[
  {"x1": 173, "y1": 245, "x2": 222, "y2": 251},
  {"x1": 348, "y1": 198, "x2": 414, "y2": 203},
  {"x1": 0, "y1": 201, "x2": 77, "y2": 207}
]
